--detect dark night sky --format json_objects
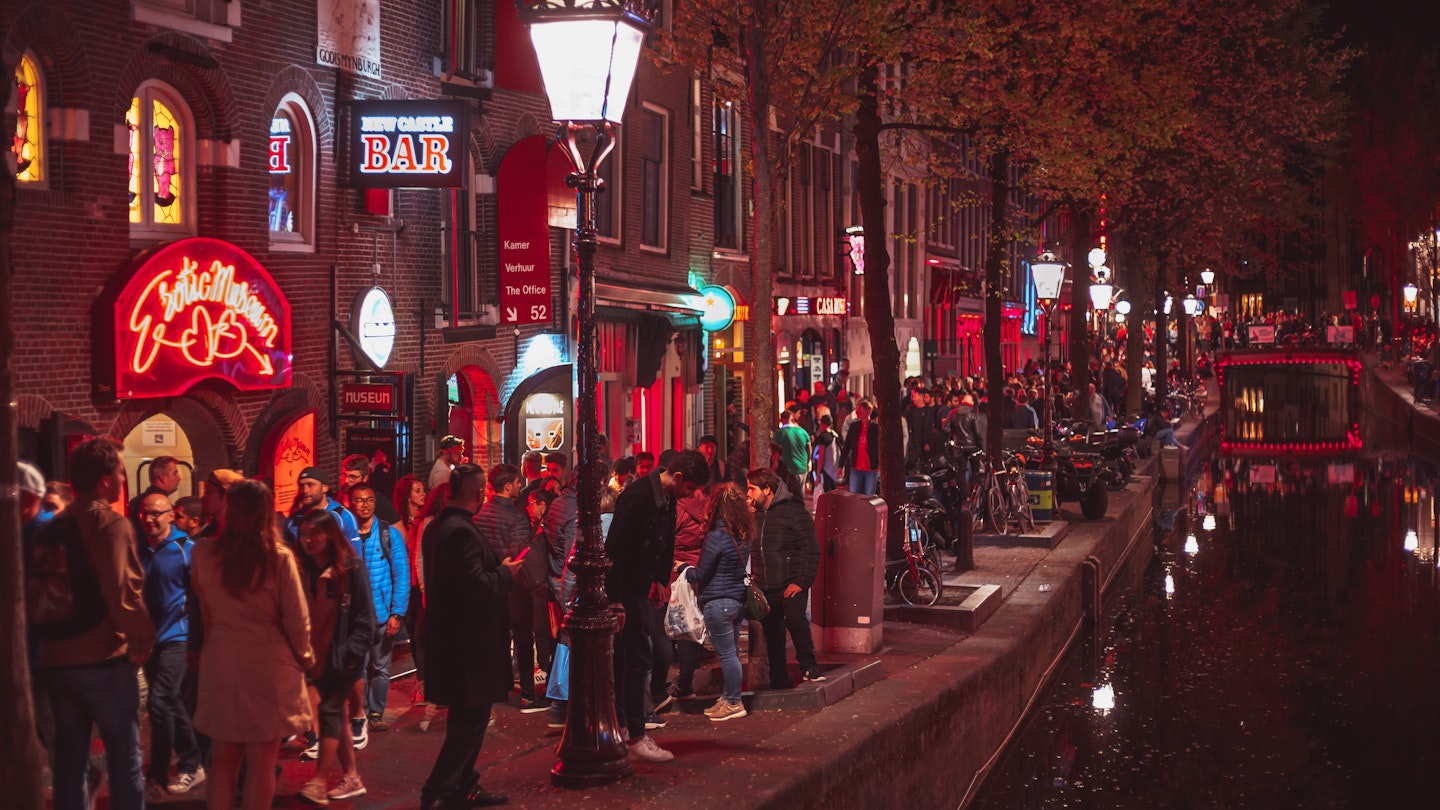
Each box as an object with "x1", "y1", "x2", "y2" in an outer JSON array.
[{"x1": 1321, "y1": 0, "x2": 1416, "y2": 45}]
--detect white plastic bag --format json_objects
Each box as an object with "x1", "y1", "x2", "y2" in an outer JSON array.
[{"x1": 664, "y1": 566, "x2": 707, "y2": 644}]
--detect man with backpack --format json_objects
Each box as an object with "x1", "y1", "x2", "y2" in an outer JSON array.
[
  {"x1": 29, "y1": 438, "x2": 155, "y2": 810},
  {"x1": 349, "y1": 483, "x2": 410, "y2": 734},
  {"x1": 285, "y1": 466, "x2": 359, "y2": 549}
]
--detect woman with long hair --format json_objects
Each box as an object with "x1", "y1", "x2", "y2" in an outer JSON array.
[
  {"x1": 191, "y1": 479, "x2": 313, "y2": 810},
  {"x1": 683, "y1": 483, "x2": 756, "y2": 722},
  {"x1": 295, "y1": 511, "x2": 375, "y2": 806},
  {"x1": 393, "y1": 474, "x2": 426, "y2": 537}
]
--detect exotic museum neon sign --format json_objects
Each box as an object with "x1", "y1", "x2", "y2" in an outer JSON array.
[{"x1": 106, "y1": 238, "x2": 292, "y2": 399}]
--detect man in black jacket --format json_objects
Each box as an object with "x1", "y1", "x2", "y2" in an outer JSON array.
[
  {"x1": 746, "y1": 467, "x2": 823, "y2": 687},
  {"x1": 606, "y1": 449, "x2": 708, "y2": 763},
  {"x1": 420, "y1": 465, "x2": 522, "y2": 809},
  {"x1": 475, "y1": 463, "x2": 549, "y2": 712}
]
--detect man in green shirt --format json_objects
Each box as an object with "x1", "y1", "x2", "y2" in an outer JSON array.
[{"x1": 773, "y1": 408, "x2": 812, "y2": 482}]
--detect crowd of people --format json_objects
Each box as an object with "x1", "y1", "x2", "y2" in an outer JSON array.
[{"x1": 17, "y1": 426, "x2": 832, "y2": 808}]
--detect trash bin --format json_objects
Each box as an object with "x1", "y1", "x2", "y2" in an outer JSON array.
[
  {"x1": 813, "y1": 490, "x2": 887, "y2": 654},
  {"x1": 1024, "y1": 470, "x2": 1054, "y2": 523}
]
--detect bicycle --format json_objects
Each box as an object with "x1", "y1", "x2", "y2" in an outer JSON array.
[
  {"x1": 885, "y1": 510, "x2": 943, "y2": 606},
  {"x1": 999, "y1": 453, "x2": 1036, "y2": 534},
  {"x1": 897, "y1": 501, "x2": 946, "y2": 580},
  {"x1": 964, "y1": 450, "x2": 1009, "y2": 535}
]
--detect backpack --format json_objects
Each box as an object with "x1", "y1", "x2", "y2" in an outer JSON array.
[{"x1": 25, "y1": 510, "x2": 108, "y2": 641}]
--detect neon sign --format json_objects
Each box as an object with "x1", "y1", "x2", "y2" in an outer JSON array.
[
  {"x1": 103, "y1": 238, "x2": 292, "y2": 400},
  {"x1": 350, "y1": 100, "x2": 466, "y2": 188}
]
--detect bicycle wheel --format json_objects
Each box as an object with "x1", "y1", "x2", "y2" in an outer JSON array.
[
  {"x1": 898, "y1": 565, "x2": 942, "y2": 606},
  {"x1": 985, "y1": 482, "x2": 1007, "y2": 534},
  {"x1": 1010, "y1": 477, "x2": 1036, "y2": 534}
]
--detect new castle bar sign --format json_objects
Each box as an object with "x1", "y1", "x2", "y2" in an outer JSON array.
[
  {"x1": 97, "y1": 238, "x2": 292, "y2": 401},
  {"x1": 350, "y1": 100, "x2": 467, "y2": 189}
]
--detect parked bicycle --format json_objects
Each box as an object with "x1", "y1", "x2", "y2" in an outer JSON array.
[
  {"x1": 885, "y1": 506, "x2": 943, "y2": 607},
  {"x1": 999, "y1": 453, "x2": 1036, "y2": 534},
  {"x1": 897, "y1": 488, "x2": 946, "y2": 581}
]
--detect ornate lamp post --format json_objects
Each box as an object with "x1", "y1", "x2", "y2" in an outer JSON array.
[
  {"x1": 517, "y1": 0, "x2": 650, "y2": 787},
  {"x1": 1031, "y1": 252, "x2": 1068, "y2": 458},
  {"x1": 1404, "y1": 282, "x2": 1419, "y2": 314}
]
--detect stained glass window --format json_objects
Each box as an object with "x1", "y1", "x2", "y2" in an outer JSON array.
[
  {"x1": 13, "y1": 52, "x2": 43, "y2": 184},
  {"x1": 128, "y1": 82, "x2": 191, "y2": 233}
]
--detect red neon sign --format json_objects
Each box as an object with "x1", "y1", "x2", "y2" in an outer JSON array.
[{"x1": 108, "y1": 238, "x2": 292, "y2": 399}]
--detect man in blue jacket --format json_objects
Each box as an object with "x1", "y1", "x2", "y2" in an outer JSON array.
[
  {"x1": 285, "y1": 466, "x2": 359, "y2": 549},
  {"x1": 349, "y1": 483, "x2": 410, "y2": 736},
  {"x1": 136, "y1": 492, "x2": 204, "y2": 800}
]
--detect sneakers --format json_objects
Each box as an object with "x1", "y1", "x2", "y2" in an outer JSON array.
[
  {"x1": 301, "y1": 734, "x2": 320, "y2": 761},
  {"x1": 652, "y1": 682, "x2": 676, "y2": 713},
  {"x1": 296, "y1": 780, "x2": 330, "y2": 806},
  {"x1": 167, "y1": 767, "x2": 205, "y2": 794},
  {"x1": 534, "y1": 666, "x2": 548, "y2": 686},
  {"x1": 327, "y1": 773, "x2": 367, "y2": 801},
  {"x1": 350, "y1": 716, "x2": 368, "y2": 750},
  {"x1": 642, "y1": 712, "x2": 666, "y2": 730},
  {"x1": 367, "y1": 711, "x2": 389, "y2": 732},
  {"x1": 803, "y1": 669, "x2": 828, "y2": 683},
  {"x1": 546, "y1": 701, "x2": 567, "y2": 729},
  {"x1": 706, "y1": 698, "x2": 747, "y2": 722},
  {"x1": 519, "y1": 694, "x2": 551, "y2": 713},
  {"x1": 627, "y1": 734, "x2": 674, "y2": 762},
  {"x1": 144, "y1": 779, "x2": 167, "y2": 804}
]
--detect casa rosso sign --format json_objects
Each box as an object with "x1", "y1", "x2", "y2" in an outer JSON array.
[
  {"x1": 349, "y1": 100, "x2": 467, "y2": 188},
  {"x1": 101, "y1": 237, "x2": 292, "y2": 401}
]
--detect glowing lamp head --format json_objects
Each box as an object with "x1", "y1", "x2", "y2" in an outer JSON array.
[
  {"x1": 1115, "y1": 299, "x2": 1132, "y2": 316},
  {"x1": 518, "y1": 0, "x2": 651, "y2": 125},
  {"x1": 1090, "y1": 283, "x2": 1113, "y2": 311},
  {"x1": 1088, "y1": 247, "x2": 1107, "y2": 269},
  {"x1": 1184, "y1": 534, "x2": 1199, "y2": 555},
  {"x1": 1030, "y1": 254, "x2": 1067, "y2": 304},
  {"x1": 1404, "y1": 283, "x2": 1419, "y2": 310},
  {"x1": 1202, "y1": 514, "x2": 1217, "y2": 532},
  {"x1": 1200, "y1": 268, "x2": 1215, "y2": 286},
  {"x1": 1405, "y1": 529, "x2": 1419, "y2": 552},
  {"x1": 1183, "y1": 295, "x2": 1203, "y2": 317}
]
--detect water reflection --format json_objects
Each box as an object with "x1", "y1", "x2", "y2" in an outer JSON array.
[{"x1": 971, "y1": 450, "x2": 1440, "y2": 809}]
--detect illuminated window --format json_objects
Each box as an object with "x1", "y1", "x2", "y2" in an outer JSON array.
[
  {"x1": 13, "y1": 51, "x2": 43, "y2": 184},
  {"x1": 128, "y1": 82, "x2": 194, "y2": 235},
  {"x1": 268, "y1": 95, "x2": 315, "y2": 249}
]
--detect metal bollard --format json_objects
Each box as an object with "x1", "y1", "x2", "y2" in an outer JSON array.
[{"x1": 953, "y1": 509, "x2": 975, "y2": 573}]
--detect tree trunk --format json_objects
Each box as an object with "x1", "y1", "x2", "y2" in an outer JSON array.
[
  {"x1": 983, "y1": 149, "x2": 1010, "y2": 464},
  {"x1": 740, "y1": 11, "x2": 779, "y2": 691},
  {"x1": 1067, "y1": 205, "x2": 1095, "y2": 421},
  {"x1": 855, "y1": 63, "x2": 906, "y2": 558},
  {"x1": 1124, "y1": 256, "x2": 1151, "y2": 416},
  {"x1": 1153, "y1": 252, "x2": 1171, "y2": 409},
  {"x1": 0, "y1": 51, "x2": 46, "y2": 810}
]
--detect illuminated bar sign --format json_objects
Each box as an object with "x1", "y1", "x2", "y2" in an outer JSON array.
[
  {"x1": 350, "y1": 100, "x2": 467, "y2": 188},
  {"x1": 773, "y1": 296, "x2": 848, "y2": 316},
  {"x1": 98, "y1": 237, "x2": 292, "y2": 401}
]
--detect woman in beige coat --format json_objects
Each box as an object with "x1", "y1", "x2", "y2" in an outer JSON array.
[{"x1": 191, "y1": 479, "x2": 314, "y2": 810}]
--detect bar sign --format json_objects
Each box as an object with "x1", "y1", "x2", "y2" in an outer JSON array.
[{"x1": 340, "y1": 382, "x2": 397, "y2": 414}]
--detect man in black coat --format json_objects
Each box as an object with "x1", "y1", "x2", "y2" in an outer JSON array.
[
  {"x1": 746, "y1": 467, "x2": 822, "y2": 687},
  {"x1": 420, "y1": 464, "x2": 522, "y2": 809},
  {"x1": 606, "y1": 449, "x2": 708, "y2": 762}
]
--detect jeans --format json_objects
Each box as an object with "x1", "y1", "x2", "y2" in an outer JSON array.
[
  {"x1": 47, "y1": 658, "x2": 144, "y2": 810},
  {"x1": 508, "y1": 588, "x2": 553, "y2": 699},
  {"x1": 702, "y1": 598, "x2": 744, "y2": 701},
  {"x1": 614, "y1": 592, "x2": 655, "y2": 739},
  {"x1": 144, "y1": 640, "x2": 201, "y2": 782},
  {"x1": 366, "y1": 630, "x2": 394, "y2": 716},
  {"x1": 760, "y1": 587, "x2": 819, "y2": 689},
  {"x1": 849, "y1": 469, "x2": 879, "y2": 495}
]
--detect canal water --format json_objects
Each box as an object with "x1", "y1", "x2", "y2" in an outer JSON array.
[{"x1": 970, "y1": 433, "x2": 1440, "y2": 808}]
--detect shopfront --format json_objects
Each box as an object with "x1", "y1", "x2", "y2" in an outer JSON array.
[
  {"x1": 94, "y1": 237, "x2": 293, "y2": 501},
  {"x1": 505, "y1": 363, "x2": 574, "y2": 464},
  {"x1": 773, "y1": 294, "x2": 845, "y2": 404}
]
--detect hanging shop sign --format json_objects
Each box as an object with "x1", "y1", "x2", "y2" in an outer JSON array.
[
  {"x1": 352, "y1": 286, "x2": 396, "y2": 368},
  {"x1": 698, "y1": 285, "x2": 736, "y2": 332},
  {"x1": 260, "y1": 409, "x2": 316, "y2": 514},
  {"x1": 97, "y1": 237, "x2": 292, "y2": 402},
  {"x1": 339, "y1": 381, "x2": 398, "y2": 415},
  {"x1": 774, "y1": 296, "x2": 847, "y2": 317},
  {"x1": 349, "y1": 100, "x2": 467, "y2": 188},
  {"x1": 496, "y1": 135, "x2": 553, "y2": 326}
]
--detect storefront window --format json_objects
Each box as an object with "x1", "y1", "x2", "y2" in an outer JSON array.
[
  {"x1": 13, "y1": 51, "x2": 44, "y2": 184},
  {"x1": 128, "y1": 81, "x2": 194, "y2": 236}
]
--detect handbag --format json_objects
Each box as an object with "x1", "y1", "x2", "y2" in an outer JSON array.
[
  {"x1": 546, "y1": 641, "x2": 569, "y2": 702},
  {"x1": 744, "y1": 576, "x2": 771, "y2": 621},
  {"x1": 664, "y1": 566, "x2": 708, "y2": 644}
]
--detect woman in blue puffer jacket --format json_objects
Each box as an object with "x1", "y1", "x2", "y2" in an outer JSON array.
[{"x1": 684, "y1": 483, "x2": 755, "y2": 722}]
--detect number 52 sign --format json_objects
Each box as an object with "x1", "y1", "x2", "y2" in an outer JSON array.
[{"x1": 497, "y1": 137, "x2": 553, "y2": 326}]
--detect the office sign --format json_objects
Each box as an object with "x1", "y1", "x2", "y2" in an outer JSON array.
[{"x1": 350, "y1": 100, "x2": 467, "y2": 188}]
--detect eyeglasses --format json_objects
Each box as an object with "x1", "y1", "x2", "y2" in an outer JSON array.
[
  {"x1": 352, "y1": 497, "x2": 376, "y2": 505},
  {"x1": 141, "y1": 509, "x2": 172, "y2": 520}
]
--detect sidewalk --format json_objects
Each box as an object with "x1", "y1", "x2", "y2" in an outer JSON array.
[{"x1": 99, "y1": 399, "x2": 1224, "y2": 810}]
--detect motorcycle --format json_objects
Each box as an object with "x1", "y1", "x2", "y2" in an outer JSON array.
[{"x1": 1020, "y1": 437, "x2": 1110, "y2": 521}]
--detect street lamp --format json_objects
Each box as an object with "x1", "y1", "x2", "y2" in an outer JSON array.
[
  {"x1": 1200, "y1": 268, "x2": 1215, "y2": 286},
  {"x1": 1183, "y1": 295, "x2": 1203, "y2": 317},
  {"x1": 518, "y1": 0, "x2": 650, "y2": 787},
  {"x1": 1404, "y1": 283, "x2": 1419, "y2": 314},
  {"x1": 1031, "y1": 252, "x2": 1067, "y2": 458}
]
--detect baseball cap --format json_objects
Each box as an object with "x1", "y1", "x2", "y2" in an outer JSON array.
[
  {"x1": 298, "y1": 466, "x2": 329, "y2": 487},
  {"x1": 206, "y1": 469, "x2": 244, "y2": 490},
  {"x1": 440, "y1": 435, "x2": 464, "y2": 450},
  {"x1": 17, "y1": 461, "x2": 44, "y2": 498}
]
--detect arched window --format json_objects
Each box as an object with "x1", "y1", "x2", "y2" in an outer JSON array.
[
  {"x1": 128, "y1": 81, "x2": 194, "y2": 235},
  {"x1": 268, "y1": 94, "x2": 316, "y2": 250},
  {"x1": 13, "y1": 51, "x2": 44, "y2": 184}
]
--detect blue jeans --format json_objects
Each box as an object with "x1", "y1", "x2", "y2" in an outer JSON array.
[
  {"x1": 849, "y1": 469, "x2": 879, "y2": 495},
  {"x1": 702, "y1": 598, "x2": 744, "y2": 701},
  {"x1": 366, "y1": 631, "x2": 394, "y2": 716},
  {"x1": 46, "y1": 658, "x2": 144, "y2": 810},
  {"x1": 144, "y1": 640, "x2": 201, "y2": 782}
]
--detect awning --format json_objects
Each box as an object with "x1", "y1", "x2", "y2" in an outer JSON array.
[{"x1": 595, "y1": 278, "x2": 705, "y2": 314}]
